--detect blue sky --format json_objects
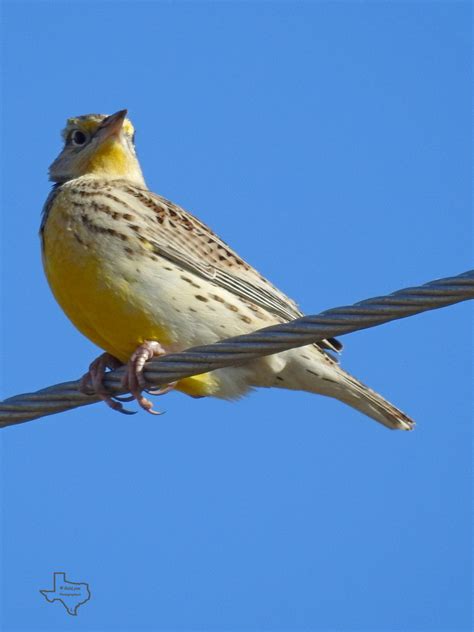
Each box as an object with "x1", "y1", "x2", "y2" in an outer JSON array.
[{"x1": 1, "y1": 2, "x2": 472, "y2": 630}]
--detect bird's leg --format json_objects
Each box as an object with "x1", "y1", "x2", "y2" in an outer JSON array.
[
  {"x1": 121, "y1": 340, "x2": 177, "y2": 414},
  {"x1": 79, "y1": 352, "x2": 135, "y2": 414}
]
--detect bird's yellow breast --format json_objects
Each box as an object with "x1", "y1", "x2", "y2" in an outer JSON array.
[{"x1": 41, "y1": 188, "x2": 216, "y2": 397}]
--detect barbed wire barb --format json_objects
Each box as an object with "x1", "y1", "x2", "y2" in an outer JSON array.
[{"x1": 1, "y1": 270, "x2": 473, "y2": 428}]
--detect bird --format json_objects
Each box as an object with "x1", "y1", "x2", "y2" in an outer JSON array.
[{"x1": 40, "y1": 109, "x2": 414, "y2": 430}]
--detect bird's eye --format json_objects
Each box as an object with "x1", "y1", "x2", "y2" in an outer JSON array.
[{"x1": 69, "y1": 130, "x2": 88, "y2": 146}]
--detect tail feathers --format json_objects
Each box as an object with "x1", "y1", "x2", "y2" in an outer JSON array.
[
  {"x1": 273, "y1": 351, "x2": 414, "y2": 431},
  {"x1": 332, "y1": 371, "x2": 415, "y2": 431}
]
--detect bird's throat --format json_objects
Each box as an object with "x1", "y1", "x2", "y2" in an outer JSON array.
[{"x1": 86, "y1": 139, "x2": 130, "y2": 177}]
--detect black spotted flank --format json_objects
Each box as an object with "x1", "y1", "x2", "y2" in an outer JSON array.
[{"x1": 180, "y1": 275, "x2": 201, "y2": 289}]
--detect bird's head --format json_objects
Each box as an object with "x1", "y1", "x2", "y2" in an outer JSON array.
[{"x1": 49, "y1": 109, "x2": 146, "y2": 186}]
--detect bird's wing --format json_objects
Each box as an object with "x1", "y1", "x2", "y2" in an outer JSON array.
[{"x1": 120, "y1": 184, "x2": 342, "y2": 353}]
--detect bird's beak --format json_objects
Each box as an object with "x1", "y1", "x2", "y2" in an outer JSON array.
[{"x1": 95, "y1": 109, "x2": 128, "y2": 143}]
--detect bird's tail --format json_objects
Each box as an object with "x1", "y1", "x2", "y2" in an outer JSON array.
[
  {"x1": 325, "y1": 369, "x2": 414, "y2": 430},
  {"x1": 273, "y1": 349, "x2": 415, "y2": 431}
]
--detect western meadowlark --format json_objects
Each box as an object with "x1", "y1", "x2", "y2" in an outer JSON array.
[{"x1": 40, "y1": 109, "x2": 413, "y2": 430}]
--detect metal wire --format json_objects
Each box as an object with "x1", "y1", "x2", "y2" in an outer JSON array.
[{"x1": 1, "y1": 270, "x2": 472, "y2": 428}]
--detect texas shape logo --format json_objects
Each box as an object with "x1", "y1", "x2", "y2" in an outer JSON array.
[{"x1": 40, "y1": 572, "x2": 91, "y2": 615}]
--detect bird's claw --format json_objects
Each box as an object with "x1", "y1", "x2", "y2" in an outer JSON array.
[
  {"x1": 146, "y1": 382, "x2": 177, "y2": 396},
  {"x1": 78, "y1": 352, "x2": 136, "y2": 413},
  {"x1": 120, "y1": 341, "x2": 176, "y2": 415},
  {"x1": 80, "y1": 343, "x2": 176, "y2": 415},
  {"x1": 113, "y1": 394, "x2": 136, "y2": 403}
]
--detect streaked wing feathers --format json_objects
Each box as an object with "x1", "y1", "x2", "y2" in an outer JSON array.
[{"x1": 121, "y1": 184, "x2": 342, "y2": 353}]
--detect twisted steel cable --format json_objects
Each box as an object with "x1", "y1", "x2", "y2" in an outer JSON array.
[{"x1": 1, "y1": 270, "x2": 472, "y2": 428}]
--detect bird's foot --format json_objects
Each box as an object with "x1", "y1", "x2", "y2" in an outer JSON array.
[
  {"x1": 79, "y1": 352, "x2": 135, "y2": 414},
  {"x1": 121, "y1": 340, "x2": 177, "y2": 415}
]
